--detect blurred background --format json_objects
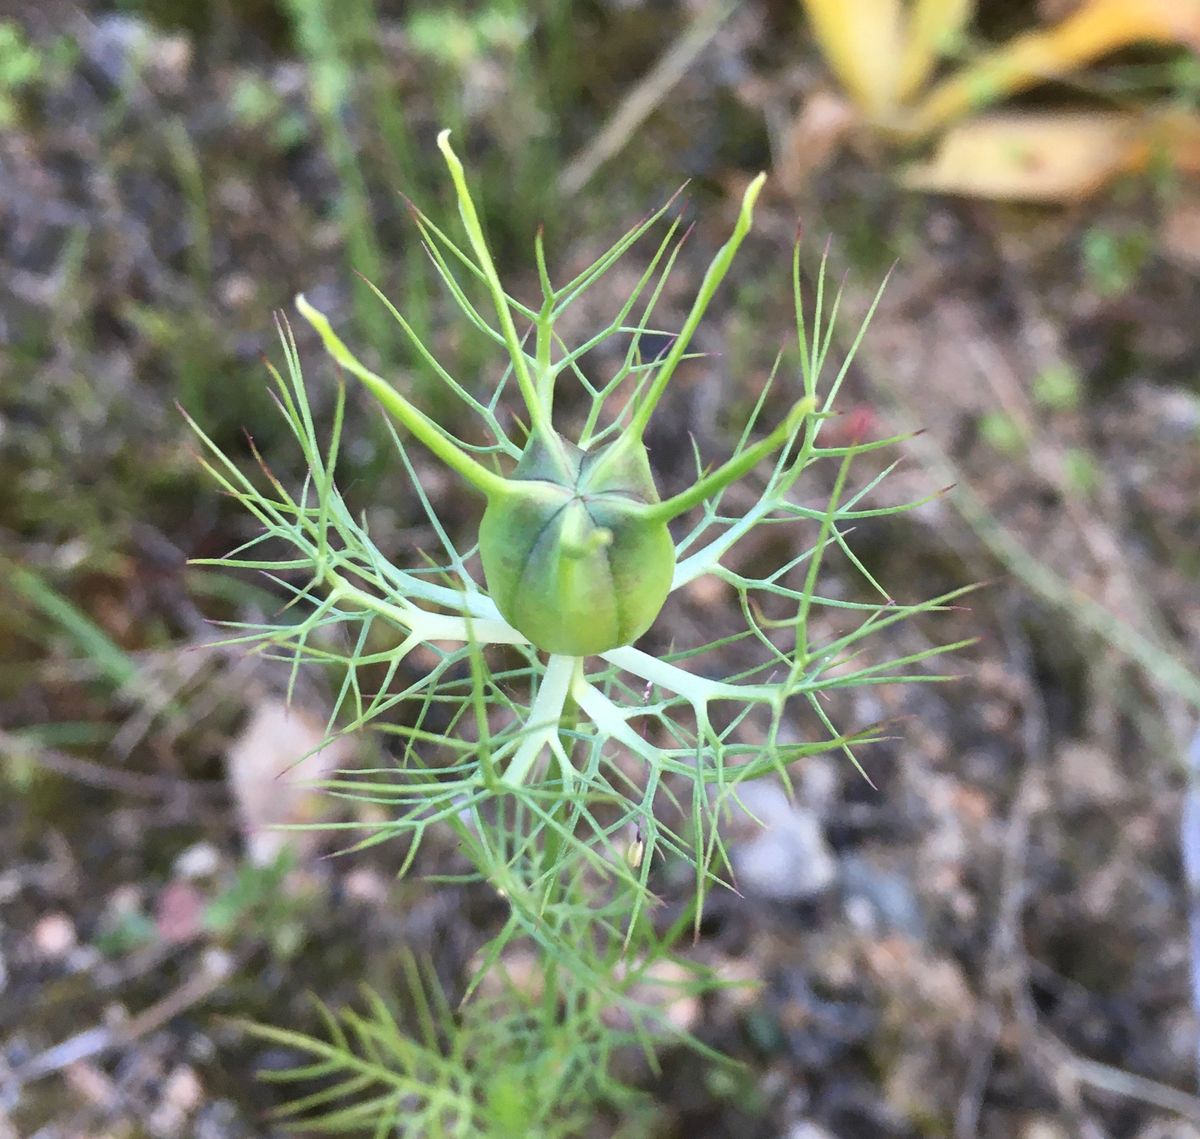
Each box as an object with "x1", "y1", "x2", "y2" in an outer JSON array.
[{"x1": 3, "y1": 0, "x2": 1200, "y2": 1135}]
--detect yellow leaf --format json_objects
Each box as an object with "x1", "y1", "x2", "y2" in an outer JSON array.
[
  {"x1": 908, "y1": 0, "x2": 1200, "y2": 135},
  {"x1": 898, "y1": 0, "x2": 975, "y2": 102},
  {"x1": 1145, "y1": 107, "x2": 1200, "y2": 175},
  {"x1": 801, "y1": 0, "x2": 907, "y2": 116},
  {"x1": 900, "y1": 111, "x2": 1141, "y2": 201}
]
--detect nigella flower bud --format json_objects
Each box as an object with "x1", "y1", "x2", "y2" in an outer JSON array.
[{"x1": 478, "y1": 432, "x2": 675, "y2": 657}]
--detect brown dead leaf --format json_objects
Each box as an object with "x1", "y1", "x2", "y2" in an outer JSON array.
[
  {"x1": 778, "y1": 89, "x2": 860, "y2": 190},
  {"x1": 1161, "y1": 195, "x2": 1200, "y2": 266},
  {"x1": 1147, "y1": 106, "x2": 1200, "y2": 174},
  {"x1": 903, "y1": 107, "x2": 1200, "y2": 200},
  {"x1": 225, "y1": 698, "x2": 354, "y2": 865},
  {"x1": 901, "y1": 111, "x2": 1141, "y2": 200}
]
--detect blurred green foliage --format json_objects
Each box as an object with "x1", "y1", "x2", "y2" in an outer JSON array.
[{"x1": 0, "y1": 19, "x2": 77, "y2": 124}]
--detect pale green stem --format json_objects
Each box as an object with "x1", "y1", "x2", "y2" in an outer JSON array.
[
  {"x1": 534, "y1": 303, "x2": 556, "y2": 417},
  {"x1": 438, "y1": 130, "x2": 551, "y2": 435},
  {"x1": 532, "y1": 231, "x2": 558, "y2": 415},
  {"x1": 599, "y1": 646, "x2": 724, "y2": 708},
  {"x1": 297, "y1": 295, "x2": 510, "y2": 499},
  {"x1": 673, "y1": 515, "x2": 765, "y2": 592},
  {"x1": 570, "y1": 676, "x2": 664, "y2": 765},
  {"x1": 292, "y1": 517, "x2": 501, "y2": 619},
  {"x1": 358, "y1": 548, "x2": 504, "y2": 619},
  {"x1": 671, "y1": 467, "x2": 809, "y2": 590},
  {"x1": 644, "y1": 397, "x2": 814, "y2": 523},
  {"x1": 501, "y1": 653, "x2": 579, "y2": 787},
  {"x1": 627, "y1": 172, "x2": 766, "y2": 441},
  {"x1": 325, "y1": 576, "x2": 526, "y2": 646},
  {"x1": 599, "y1": 645, "x2": 781, "y2": 708}
]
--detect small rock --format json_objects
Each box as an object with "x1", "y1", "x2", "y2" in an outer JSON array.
[
  {"x1": 840, "y1": 855, "x2": 925, "y2": 938},
  {"x1": 605, "y1": 958, "x2": 702, "y2": 1035},
  {"x1": 217, "y1": 271, "x2": 257, "y2": 310},
  {"x1": 164, "y1": 1064, "x2": 204, "y2": 1111},
  {"x1": 32, "y1": 912, "x2": 77, "y2": 959},
  {"x1": 1055, "y1": 739, "x2": 1123, "y2": 804},
  {"x1": 640, "y1": 958, "x2": 702, "y2": 1034},
  {"x1": 173, "y1": 841, "x2": 220, "y2": 880},
  {"x1": 84, "y1": 15, "x2": 154, "y2": 90},
  {"x1": 147, "y1": 1060, "x2": 204, "y2": 1132},
  {"x1": 149, "y1": 1063, "x2": 204, "y2": 1134},
  {"x1": 343, "y1": 866, "x2": 390, "y2": 905},
  {"x1": 144, "y1": 34, "x2": 192, "y2": 96},
  {"x1": 1019, "y1": 1119, "x2": 1071, "y2": 1139},
  {"x1": 727, "y1": 781, "x2": 836, "y2": 902},
  {"x1": 200, "y1": 947, "x2": 235, "y2": 981},
  {"x1": 784, "y1": 1123, "x2": 835, "y2": 1139}
]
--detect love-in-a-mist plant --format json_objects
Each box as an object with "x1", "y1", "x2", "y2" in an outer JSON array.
[{"x1": 190, "y1": 132, "x2": 969, "y2": 1133}]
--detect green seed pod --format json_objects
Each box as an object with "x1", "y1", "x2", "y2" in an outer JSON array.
[{"x1": 478, "y1": 432, "x2": 675, "y2": 657}]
